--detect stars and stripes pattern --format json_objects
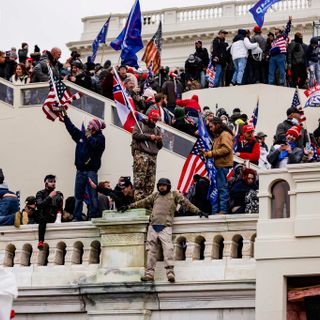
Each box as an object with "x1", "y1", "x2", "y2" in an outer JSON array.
[
  {"x1": 142, "y1": 21, "x2": 162, "y2": 74},
  {"x1": 291, "y1": 88, "x2": 307, "y2": 122},
  {"x1": 177, "y1": 138, "x2": 208, "y2": 194},
  {"x1": 206, "y1": 61, "x2": 216, "y2": 88},
  {"x1": 143, "y1": 61, "x2": 155, "y2": 91},
  {"x1": 42, "y1": 71, "x2": 81, "y2": 122}
]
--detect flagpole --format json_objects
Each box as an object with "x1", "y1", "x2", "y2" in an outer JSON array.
[
  {"x1": 47, "y1": 64, "x2": 60, "y2": 106},
  {"x1": 113, "y1": 66, "x2": 149, "y2": 147},
  {"x1": 296, "y1": 86, "x2": 311, "y2": 144}
]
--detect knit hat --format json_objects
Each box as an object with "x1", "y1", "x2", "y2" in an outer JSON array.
[
  {"x1": 89, "y1": 118, "x2": 106, "y2": 131},
  {"x1": 286, "y1": 125, "x2": 301, "y2": 139},
  {"x1": 148, "y1": 110, "x2": 160, "y2": 121}
]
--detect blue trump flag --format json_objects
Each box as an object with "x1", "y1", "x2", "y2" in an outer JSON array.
[
  {"x1": 198, "y1": 114, "x2": 218, "y2": 207},
  {"x1": 249, "y1": 0, "x2": 281, "y2": 28},
  {"x1": 91, "y1": 15, "x2": 111, "y2": 62},
  {"x1": 110, "y1": 0, "x2": 143, "y2": 68}
]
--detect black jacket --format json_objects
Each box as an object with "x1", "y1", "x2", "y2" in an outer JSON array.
[
  {"x1": 64, "y1": 116, "x2": 105, "y2": 172},
  {"x1": 275, "y1": 119, "x2": 308, "y2": 148},
  {"x1": 211, "y1": 37, "x2": 228, "y2": 66},
  {"x1": 194, "y1": 47, "x2": 209, "y2": 68},
  {"x1": 36, "y1": 189, "x2": 62, "y2": 217}
]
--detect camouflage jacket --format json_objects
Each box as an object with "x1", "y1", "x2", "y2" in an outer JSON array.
[{"x1": 129, "y1": 191, "x2": 200, "y2": 226}]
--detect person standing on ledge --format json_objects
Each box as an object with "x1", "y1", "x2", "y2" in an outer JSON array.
[
  {"x1": 119, "y1": 178, "x2": 208, "y2": 283},
  {"x1": 61, "y1": 109, "x2": 106, "y2": 221},
  {"x1": 131, "y1": 110, "x2": 163, "y2": 201}
]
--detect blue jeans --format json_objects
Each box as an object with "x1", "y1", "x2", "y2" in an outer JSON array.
[
  {"x1": 74, "y1": 170, "x2": 98, "y2": 221},
  {"x1": 232, "y1": 58, "x2": 247, "y2": 85},
  {"x1": 0, "y1": 197, "x2": 19, "y2": 225},
  {"x1": 214, "y1": 64, "x2": 223, "y2": 87},
  {"x1": 212, "y1": 167, "x2": 230, "y2": 214},
  {"x1": 268, "y1": 54, "x2": 286, "y2": 85}
]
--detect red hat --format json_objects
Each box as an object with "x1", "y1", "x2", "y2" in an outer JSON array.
[
  {"x1": 253, "y1": 26, "x2": 261, "y2": 33},
  {"x1": 169, "y1": 71, "x2": 177, "y2": 79},
  {"x1": 286, "y1": 125, "x2": 301, "y2": 139},
  {"x1": 148, "y1": 110, "x2": 160, "y2": 121},
  {"x1": 242, "y1": 125, "x2": 255, "y2": 133}
]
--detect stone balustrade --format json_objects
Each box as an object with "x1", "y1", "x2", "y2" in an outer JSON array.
[{"x1": 0, "y1": 211, "x2": 257, "y2": 286}]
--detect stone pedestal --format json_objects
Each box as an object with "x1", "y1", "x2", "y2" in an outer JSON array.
[{"x1": 91, "y1": 209, "x2": 149, "y2": 282}]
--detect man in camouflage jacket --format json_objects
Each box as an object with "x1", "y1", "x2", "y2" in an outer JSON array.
[{"x1": 120, "y1": 178, "x2": 207, "y2": 282}]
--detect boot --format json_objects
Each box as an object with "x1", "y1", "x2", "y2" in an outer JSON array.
[
  {"x1": 55, "y1": 212, "x2": 62, "y2": 223},
  {"x1": 37, "y1": 241, "x2": 44, "y2": 250},
  {"x1": 14, "y1": 212, "x2": 21, "y2": 228},
  {"x1": 141, "y1": 274, "x2": 154, "y2": 282},
  {"x1": 167, "y1": 270, "x2": 175, "y2": 283}
]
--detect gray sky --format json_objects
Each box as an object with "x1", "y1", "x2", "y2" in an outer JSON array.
[{"x1": 0, "y1": 0, "x2": 216, "y2": 61}]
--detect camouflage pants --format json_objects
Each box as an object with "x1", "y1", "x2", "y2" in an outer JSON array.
[
  {"x1": 133, "y1": 150, "x2": 157, "y2": 201},
  {"x1": 145, "y1": 225, "x2": 174, "y2": 277}
]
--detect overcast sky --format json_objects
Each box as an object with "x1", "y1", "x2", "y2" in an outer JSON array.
[{"x1": 0, "y1": 0, "x2": 216, "y2": 61}]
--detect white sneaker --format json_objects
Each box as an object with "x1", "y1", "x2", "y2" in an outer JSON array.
[{"x1": 55, "y1": 212, "x2": 62, "y2": 223}]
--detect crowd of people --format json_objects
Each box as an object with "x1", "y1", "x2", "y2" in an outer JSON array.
[{"x1": 1, "y1": 17, "x2": 320, "y2": 282}]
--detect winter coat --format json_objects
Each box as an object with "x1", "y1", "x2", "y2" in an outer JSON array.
[
  {"x1": 236, "y1": 136, "x2": 260, "y2": 164},
  {"x1": 131, "y1": 119, "x2": 163, "y2": 156},
  {"x1": 252, "y1": 34, "x2": 267, "y2": 52},
  {"x1": 205, "y1": 131, "x2": 234, "y2": 168},
  {"x1": 267, "y1": 144, "x2": 303, "y2": 168},
  {"x1": 231, "y1": 38, "x2": 258, "y2": 60},
  {"x1": 230, "y1": 180, "x2": 258, "y2": 212},
  {"x1": 194, "y1": 47, "x2": 209, "y2": 68},
  {"x1": 64, "y1": 116, "x2": 105, "y2": 172},
  {"x1": 306, "y1": 45, "x2": 320, "y2": 64},
  {"x1": 287, "y1": 40, "x2": 307, "y2": 66},
  {"x1": 176, "y1": 95, "x2": 201, "y2": 112},
  {"x1": 211, "y1": 37, "x2": 229, "y2": 66},
  {"x1": 129, "y1": 191, "x2": 200, "y2": 226},
  {"x1": 161, "y1": 79, "x2": 183, "y2": 108},
  {"x1": 275, "y1": 119, "x2": 308, "y2": 148}
]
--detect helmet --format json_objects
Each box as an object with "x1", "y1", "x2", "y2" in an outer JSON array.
[
  {"x1": 71, "y1": 60, "x2": 83, "y2": 69},
  {"x1": 157, "y1": 178, "x2": 171, "y2": 194}
]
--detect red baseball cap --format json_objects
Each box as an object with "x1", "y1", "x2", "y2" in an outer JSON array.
[{"x1": 242, "y1": 125, "x2": 254, "y2": 133}]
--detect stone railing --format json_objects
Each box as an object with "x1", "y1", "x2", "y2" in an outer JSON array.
[{"x1": 0, "y1": 211, "x2": 257, "y2": 285}]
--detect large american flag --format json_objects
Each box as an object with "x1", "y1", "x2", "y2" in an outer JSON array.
[
  {"x1": 206, "y1": 61, "x2": 216, "y2": 88},
  {"x1": 42, "y1": 71, "x2": 81, "y2": 121},
  {"x1": 177, "y1": 138, "x2": 208, "y2": 194},
  {"x1": 142, "y1": 21, "x2": 162, "y2": 74},
  {"x1": 291, "y1": 88, "x2": 307, "y2": 122}
]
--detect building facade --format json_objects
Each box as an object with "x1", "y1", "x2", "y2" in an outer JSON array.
[{"x1": 67, "y1": 0, "x2": 320, "y2": 68}]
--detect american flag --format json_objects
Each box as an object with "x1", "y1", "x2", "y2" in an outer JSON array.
[
  {"x1": 177, "y1": 138, "x2": 208, "y2": 194},
  {"x1": 292, "y1": 88, "x2": 307, "y2": 122},
  {"x1": 143, "y1": 62, "x2": 155, "y2": 91},
  {"x1": 42, "y1": 69, "x2": 81, "y2": 121},
  {"x1": 206, "y1": 61, "x2": 216, "y2": 88},
  {"x1": 249, "y1": 98, "x2": 259, "y2": 129},
  {"x1": 142, "y1": 21, "x2": 162, "y2": 74}
]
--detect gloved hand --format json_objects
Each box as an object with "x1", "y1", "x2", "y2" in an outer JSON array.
[
  {"x1": 199, "y1": 211, "x2": 209, "y2": 218},
  {"x1": 118, "y1": 205, "x2": 129, "y2": 213}
]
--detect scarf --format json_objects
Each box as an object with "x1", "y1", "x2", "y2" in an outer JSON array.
[{"x1": 278, "y1": 141, "x2": 296, "y2": 161}]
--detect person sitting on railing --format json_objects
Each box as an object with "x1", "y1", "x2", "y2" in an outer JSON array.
[
  {"x1": 0, "y1": 169, "x2": 20, "y2": 228},
  {"x1": 267, "y1": 126, "x2": 304, "y2": 168},
  {"x1": 185, "y1": 54, "x2": 203, "y2": 86},
  {"x1": 36, "y1": 175, "x2": 64, "y2": 249},
  {"x1": 20, "y1": 196, "x2": 38, "y2": 225},
  {"x1": 109, "y1": 178, "x2": 134, "y2": 210},
  {"x1": 230, "y1": 168, "x2": 259, "y2": 214},
  {"x1": 234, "y1": 125, "x2": 260, "y2": 165},
  {"x1": 88, "y1": 179, "x2": 113, "y2": 214},
  {"x1": 31, "y1": 47, "x2": 62, "y2": 83},
  {"x1": 119, "y1": 178, "x2": 208, "y2": 283}
]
